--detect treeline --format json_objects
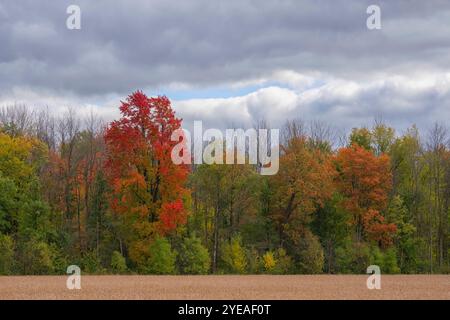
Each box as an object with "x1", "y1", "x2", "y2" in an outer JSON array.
[{"x1": 0, "y1": 92, "x2": 449, "y2": 275}]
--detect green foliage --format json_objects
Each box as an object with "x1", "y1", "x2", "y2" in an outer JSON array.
[
  {"x1": 18, "y1": 239, "x2": 56, "y2": 275},
  {"x1": 312, "y1": 193, "x2": 351, "y2": 273},
  {"x1": 296, "y1": 231, "x2": 325, "y2": 274},
  {"x1": 87, "y1": 171, "x2": 110, "y2": 253},
  {"x1": 50, "y1": 248, "x2": 69, "y2": 274},
  {"x1": 335, "y1": 242, "x2": 371, "y2": 274},
  {"x1": 18, "y1": 198, "x2": 54, "y2": 241},
  {"x1": 246, "y1": 248, "x2": 261, "y2": 274},
  {"x1": 221, "y1": 235, "x2": 248, "y2": 274},
  {"x1": 0, "y1": 233, "x2": 15, "y2": 275},
  {"x1": 80, "y1": 251, "x2": 104, "y2": 274},
  {"x1": 178, "y1": 234, "x2": 210, "y2": 274},
  {"x1": 371, "y1": 122, "x2": 395, "y2": 155},
  {"x1": 349, "y1": 127, "x2": 372, "y2": 151},
  {"x1": 146, "y1": 237, "x2": 177, "y2": 274},
  {"x1": 0, "y1": 176, "x2": 18, "y2": 233},
  {"x1": 0, "y1": 109, "x2": 449, "y2": 275},
  {"x1": 370, "y1": 246, "x2": 400, "y2": 274},
  {"x1": 111, "y1": 251, "x2": 127, "y2": 274},
  {"x1": 386, "y1": 195, "x2": 419, "y2": 272},
  {"x1": 349, "y1": 123, "x2": 395, "y2": 155},
  {"x1": 273, "y1": 248, "x2": 294, "y2": 274},
  {"x1": 383, "y1": 248, "x2": 401, "y2": 274}
]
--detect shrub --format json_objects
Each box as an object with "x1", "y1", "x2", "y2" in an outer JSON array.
[
  {"x1": 335, "y1": 241, "x2": 371, "y2": 273},
  {"x1": 0, "y1": 233, "x2": 15, "y2": 275},
  {"x1": 50, "y1": 246, "x2": 68, "y2": 274},
  {"x1": 146, "y1": 237, "x2": 177, "y2": 274},
  {"x1": 273, "y1": 248, "x2": 293, "y2": 274},
  {"x1": 262, "y1": 251, "x2": 276, "y2": 273},
  {"x1": 80, "y1": 251, "x2": 104, "y2": 274},
  {"x1": 111, "y1": 250, "x2": 127, "y2": 274},
  {"x1": 370, "y1": 247, "x2": 400, "y2": 274},
  {"x1": 20, "y1": 239, "x2": 55, "y2": 274},
  {"x1": 296, "y1": 232, "x2": 324, "y2": 274},
  {"x1": 370, "y1": 246, "x2": 384, "y2": 267},
  {"x1": 246, "y1": 248, "x2": 261, "y2": 274},
  {"x1": 222, "y1": 235, "x2": 247, "y2": 274},
  {"x1": 178, "y1": 234, "x2": 210, "y2": 274},
  {"x1": 383, "y1": 248, "x2": 400, "y2": 273}
]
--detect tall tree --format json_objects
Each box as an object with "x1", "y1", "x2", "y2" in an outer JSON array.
[
  {"x1": 270, "y1": 137, "x2": 335, "y2": 249},
  {"x1": 104, "y1": 91, "x2": 189, "y2": 269},
  {"x1": 335, "y1": 144, "x2": 396, "y2": 247}
]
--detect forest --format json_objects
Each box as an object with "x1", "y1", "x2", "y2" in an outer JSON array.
[{"x1": 0, "y1": 91, "x2": 449, "y2": 275}]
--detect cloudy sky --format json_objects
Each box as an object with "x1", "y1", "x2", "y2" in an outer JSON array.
[{"x1": 1, "y1": 0, "x2": 450, "y2": 133}]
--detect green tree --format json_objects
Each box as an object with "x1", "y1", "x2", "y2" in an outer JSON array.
[
  {"x1": 0, "y1": 233, "x2": 15, "y2": 274},
  {"x1": 19, "y1": 239, "x2": 56, "y2": 274},
  {"x1": 146, "y1": 237, "x2": 177, "y2": 274},
  {"x1": 178, "y1": 234, "x2": 211, "y2": 274},
  {"x1": 0, "y1": 176, "x2": 18, "y2": 234},
  {"x1": 190, "y1": 162, "x2": 259, "y2": 273},
  {"x1": 335, "y1": 242, "x2": 371, "y2": 274},
  {"x1": 296, "y1": 231, "x2": 325, "y2": 274},
  {"x1": 382, "y1": 248, "x2": 401, "y2": 274},
  {"x1": 273, "y1": 248, "x2": 293, "y2": 274},
  {"x1": 111, "y1": 250, "x2": 127, "y2": 274},
  {"x1": 80, "y1": 251, "x2": 104, "y2": 274},
  {"x1": 349, "y1": 127, "x2": 372, "y2": 151},
  {"x1": 386, "y1": 195, "x2": 418, "y2": 272},
  {"x1": 370, "y1": 246, "x2": 400, "y2": 274},
  {"x1": 371, "y1": 122, "x2": 395, "y2": 155},
  {"x1": 312, "y1": 193, "x2": 351, "y2": 273},
  {"x1": 221, "y1": 235, "x2": 247, "y2": 274}
]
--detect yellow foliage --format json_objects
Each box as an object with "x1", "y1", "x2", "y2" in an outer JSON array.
[
  {"x1": 0, "y1": 133, "x2": 34, "y2": 182},
  {"x1": 263, "y1": 251, "x2": 276, "y2": 272}
]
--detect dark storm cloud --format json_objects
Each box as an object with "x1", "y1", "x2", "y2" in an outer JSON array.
[{"x1": 1, "y1": 0, "x2": 450, "y2": 96}]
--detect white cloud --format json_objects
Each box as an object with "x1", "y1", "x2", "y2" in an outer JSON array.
[
  {"x1": 173, "y1": 71, "x2": 450, "y2": 132},
  {"x1": 1, "y1": 70, "x2": 449, "y2": 135}
]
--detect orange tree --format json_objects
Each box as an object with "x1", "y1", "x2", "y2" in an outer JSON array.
[
  {"x1": 270, "y1": 137, "x2": 335, "y2": 247},
  {"x1": 335, "y1": 144, "x2": 396, "y2": 247}
]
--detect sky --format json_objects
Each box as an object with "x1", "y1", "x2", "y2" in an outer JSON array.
[{"x1": 1, "y1": 0, "x2": 450, "y2": 134}]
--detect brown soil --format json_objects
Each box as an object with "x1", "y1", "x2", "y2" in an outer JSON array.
[{"x1": 0, "y1": 275, "x2": 448, "y2": 300}]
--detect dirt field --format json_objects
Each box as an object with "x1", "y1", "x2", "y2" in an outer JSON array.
[{"x1": 0, "y1": 275, "x2": 448, "y2": 300}]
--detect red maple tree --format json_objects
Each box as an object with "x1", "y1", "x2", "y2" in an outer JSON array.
[{"x1": 104, "y1": 91, "x2": 189, "y2": 267}]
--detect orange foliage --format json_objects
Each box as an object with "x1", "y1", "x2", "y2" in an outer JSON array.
[
  {"x1": 335, "y1": 145, "x2": 396, "y2": 246},
  {"x1": 271, "y1": 137, "x2": 336, "y2": 244}
]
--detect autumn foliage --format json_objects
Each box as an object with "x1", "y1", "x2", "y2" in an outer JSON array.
[
  {"x1": 270, "y1": 137, "x2": 335, "y2": 245},
  {"x1": 335, "y1": 144, "x2": 396, "y2": 247},
  {"x1": 104, "y1": 91, "x2": 189, "y2": 268},
  {"x1": 1, "y1": 98, "x2": 448, "y2": 275}
]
